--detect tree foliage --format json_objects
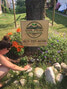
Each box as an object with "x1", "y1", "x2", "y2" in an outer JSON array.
[
  {"x1": 16, "y1": 0, "x2": 26, "y2": 13},
  {"x1": 1, "y1": 0, "x2": 6, "y2": 7}
]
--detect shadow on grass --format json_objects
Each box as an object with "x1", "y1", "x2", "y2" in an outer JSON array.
[
  {"x1": 0, "y1": 15, "x2": 26, "y2": 30},
  {"x1": 46, "y1": 10, "x2": 67, "y2": 28},
  {"x1": 1, "y1": 71, "x2": 24, "y2": 89},
  {"x1": 57, "y1": 76, "x2": 67, "y2": 89},
  {"x1": 16, "y1": 15, "x2": 26, "y2": 21},
  {"x1": 0, "y1": 23, "x2": 14, "y2": 30},
  {"x1": 47, "y1": 76, "x2": 67, "y2": 89}
]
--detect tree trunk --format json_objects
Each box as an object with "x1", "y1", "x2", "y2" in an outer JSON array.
[
  {"x1": 26, "y1": 0, "x2": 45, "y2": 20},
  {"x1": 25, "y1": 0, "x2": 45, "y2": 56}
]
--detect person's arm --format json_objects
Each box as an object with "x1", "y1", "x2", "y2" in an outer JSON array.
[
  {"x1": 0, "y1": 55, "x2": 30, "y2": 71},
  {"x1": 5, "y1": 57, "x2": 20, "y2": 63}
]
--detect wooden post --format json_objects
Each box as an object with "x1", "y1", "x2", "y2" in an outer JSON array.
[
  {"x1": 12, "y1": 0, "x2": 17, "y2": 28},
  {"x1": 44, "y1": 0, "x2": 47, "y2": 19},
  {"x1": 52, "y1": 0, "x2": 56, "y2": 26}
]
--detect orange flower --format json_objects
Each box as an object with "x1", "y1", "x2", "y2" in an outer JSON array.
[
  {"x1": 17, "y1": 48, "x2": 21, "y2": 52},
  {"x1": 8, "y1": 32, "x2": 12, "y2": 35},
  {"x1": 12, "y1": 41, "x2": 18, "y2": 48},
  {"x1": 16, "y1": 28, "x2": 21, "y2": 32},
  {"x1": 12, "y1": 41, "x2": 24, "y2": 52},
  {"x1": 19, "y1": 45, "x2": 24, "y2": 48}
]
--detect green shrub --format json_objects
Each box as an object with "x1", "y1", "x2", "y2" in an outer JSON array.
[
  {"x1": 16, "y1": 0, "x2": 26, "y2": 14},
  {"x1": 6, "y1": 28, "x2": 24, "y2": 59},
  {"x1": 16, "y1": 6, "x2": 26, "y2": 14},
  {"x1": 1, "y1": 5, "x2": 10, "y2": 13},
  {"x1": 5, "y1": 7, "x2": 10, "y2": 13}
]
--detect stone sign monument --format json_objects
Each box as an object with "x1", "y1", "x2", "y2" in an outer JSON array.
[{"x1": 20, "y1": 20, "x2": 49, "y2": 46}]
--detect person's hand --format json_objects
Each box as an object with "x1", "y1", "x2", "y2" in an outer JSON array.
[{"x1": 24, "y1": 64, "x2": 31, "y2": 70}]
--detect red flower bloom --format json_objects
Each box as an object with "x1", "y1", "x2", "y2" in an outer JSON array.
[
  {"x1": 17, "y1": 48, "x2": 21, "y2": 52},
  {"x1": 12, "y1": 41, "x2": 18, "y2": 48},
  {"x1": 12, "y1": 41, "x2": 24, "y2": 52},
  {"x1": 16, "y1": 28, "x2": 21, "y2": 32},
  {"x1": 19, "y1": 45, "x2": 24, "y2": 48},
  {"x1": 8, "y1": 32, "x2": 12, "y2": 35}
]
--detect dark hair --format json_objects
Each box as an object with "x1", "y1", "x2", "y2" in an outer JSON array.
[{"x1": 0, "y1": 36, "x2": 12, "y2": 50}]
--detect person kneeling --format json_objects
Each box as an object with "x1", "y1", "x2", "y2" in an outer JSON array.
[{"x1": 0, "y1": 36, "x2": 31, "y2": 88}]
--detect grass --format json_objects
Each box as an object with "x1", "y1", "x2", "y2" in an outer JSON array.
[
  {"x1": 0, "y1": 13, "x2": 26, "y2": 39},
  {"x1": 46, "y1": 9, "x2": 67, "y2": 38},
  {"x1": 0, "y1": 11, "x2": 67, "y2": 89}
]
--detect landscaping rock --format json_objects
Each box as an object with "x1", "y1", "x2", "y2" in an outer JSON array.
[
  {"x1": 20, "y1": 79, "x2": 26, "y2": 86},
  {"x1": 13, "y1": 70, "x2": 20, "y2": 75},
  {"x1": 34, "y1": 67, "x2": 44, "y2": 78},
  {"x1": 14, "y1": 80, "x2": 19, "y2": 86},
  {"x1": 7, "y1": 73, "x2": 11, "y2": 78},
  {"x1": 11, "y1": 75, "x2": 14, "y2": 78},
  {"x1": 28, "y1": 72, "x2": 33, "y2": 77},
  {"x1": 53, "y1": 63, "x2": 61, "y2": 71},
  {"x1": 28, "y1": 58, "x2": 35, "y2": 63},
  {"x1": 36, "y1": 59, "x2": 40, "y2": 62},
  {"x1": 26, "y1": 67, "x2": 33, "y2": 73},
  {"x1": 45, "y1": 67, "x2": 56, "y2": 84},
  {"x1": 52, "y1": 66, "x2": 58, "y2": 75},
  {"x1": 56, "y1": 73, "x2": 63, "y2": 82},
  {"x1": 61, "y1": 62, "x2": 67, "y2": 73},
  {"x1": 5, "y1": 79, "x2": 11, "y2": 84},
  {"x1": 33, "y1": 80, "x2": 39, "y2": 85},
  {"x1": 15, "y1": 71, "x2": 20, "y2": 75}
]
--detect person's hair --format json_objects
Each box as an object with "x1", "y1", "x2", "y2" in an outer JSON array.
[{"x1": 0, "y1": 35, "x2": 12, "y2": 50}]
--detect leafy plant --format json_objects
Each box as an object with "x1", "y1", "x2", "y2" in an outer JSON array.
[
  {"x1": 6, "y1": 28, "x2": 24, "y2": 59},
  {"x1": 38, "y1": 32, "x2": 67, "y2": 64}
]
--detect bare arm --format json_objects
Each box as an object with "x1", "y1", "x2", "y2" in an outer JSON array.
[
  {"x1": 5, "y1": 57, "x2": 20, "y2": 63},
  {"x1": 0, "y1": 55, "x2": 30, "y2": 71}
]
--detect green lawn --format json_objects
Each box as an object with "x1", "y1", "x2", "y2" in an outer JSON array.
[
  {"x1": 0, "y1": 13, "x2": 26, "y2": 39},
  {"x1": 46, "y1": 10, "x2": 67, "y2": 37}
]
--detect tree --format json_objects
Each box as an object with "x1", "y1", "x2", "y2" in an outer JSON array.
[
  {"x1": 26, "y1": 0, "x2": 45, "y2": 20},
  {"x1": 16, "y1": 0, "x2": 26, "y2": 13},
  {"x1": 1, "y1": 0, "x2": 6, "y2": 13},
  {"x1": 25, "y1": 0, "x2": 46, "y2": 55},
  {"x1": 1, "y1": 0, "x2": 6, "y2": 7}
]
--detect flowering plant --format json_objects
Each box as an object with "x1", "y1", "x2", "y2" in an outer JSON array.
[
  {"x1": 7, "y1": 28, "x2": 24, "y2": 59},
  {"x1": 38, "y1": 31, "x2": 67, "y2": 64}
]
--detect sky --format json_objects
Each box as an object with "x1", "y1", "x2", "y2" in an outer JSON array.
[{"x1": 7, "y1": 0, "x2": 16, "y2": 3}]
